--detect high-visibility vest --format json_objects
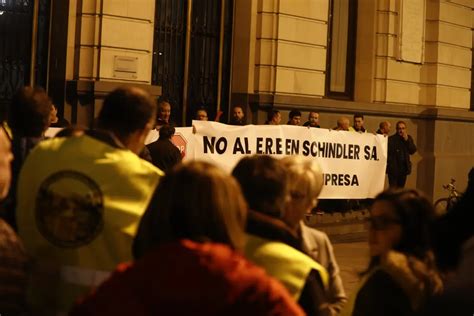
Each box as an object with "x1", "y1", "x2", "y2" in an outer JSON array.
[
  {"x1": 244, "y1": 234, "x2": 329, "y2": 300},
  {"x1": 16, "y1": 134, "x2": 163, "y2": 315}
]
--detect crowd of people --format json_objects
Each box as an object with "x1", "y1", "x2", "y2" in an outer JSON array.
[{"x1": 0, "y1": 86, "x2": 472, "y2": 315}]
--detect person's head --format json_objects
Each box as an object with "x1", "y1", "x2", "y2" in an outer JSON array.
[
  {"x1": 367, "y1": 189, "x2": 434, "y2": 260},
  {"x1": 157, "y1": 97, "x2": 171, "y2": 124},
  {"x1": 379, "y1": 121, "x2": 391, "y2": 135},
  {"x1": 55, "y1": 126, "x2": 85, "y2": 138},
  {"x1": 353, "y1": 113, "x2": 364, "y2": 131},
  {"x1": 0, "y1": 127, "x2": 13, "y2": 199},
  {"x1": 396, "y1": 121, "x2": 407, "y2": 137},
  {"x1": 232, "y1": 106, "x2": 244, "y2": 121},
  {"x1": 8, "y1": 86, "x2": 52, "y2": 137},
  {"x1": 308, "y1": 112, "x2": 320, "y2": 127},
  {"x1": 287, "y1": 110, "x2": 301, "y2": 125},
  {"x1": 98, "y1": 87, "x2": 156, "y2": 154},
  {"x1": 232, "y1": 155, "x2": 288, "y2": 218},
  {"x1": 159, "y1": 124, "x2": 175, "y2": 140},
  {"x1": 336, "y1": 116, "x2": 350, "y2": 131},
  {"x1": 145, "y1": 161, "x2": 247, "y2": 250},
  {"x1": 195, "y1": 108, "x2": 208, "y2": 121},
  {"x1": 267, "y1": 110, "x2": 281, "y2": 125},
  {"x1": 280, "y1": 156, "x2": 324, "y2": 229}
]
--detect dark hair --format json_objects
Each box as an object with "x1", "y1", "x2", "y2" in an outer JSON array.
[
  {"x1": 266, "y1": 109, "x2": 280, "y2": 122},
  {"x1": 8, "y1": 86, "x2": 52, "y2": 137},
  {"x1": 98, "y1": 87, "x2": 156, "y2": 138},
  {"x1": 354, "y1": 113, "x2": 364, "y2": 120},
  {"x1": 379, "y1": 189, "x2": 434, "y2": 258},
  {"x1": 289, "y1": 110, "x2": 301, "y2": 119},
  {"x1": 136, "y1": 162, "x2": 247, "y2": 256},
  {"x1": 232, "y1": 155, "x2": 287, "y2": 218},
  {"x1": 159, "y1": 124, "x2": 175, "y2": 139},
  {"x1": 396, "y1": 120, "x2": 406, "y2": 129},
  {"x1": 157, "y1": 96, "x2": 171, "y2": 107},
  {"x1": 363, "y1": 189, "x2": 436, "y2": 275}
]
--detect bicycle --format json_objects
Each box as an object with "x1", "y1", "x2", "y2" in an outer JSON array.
[{"x1": 434, "y1": 178, "x2": 461, "y2": 216}]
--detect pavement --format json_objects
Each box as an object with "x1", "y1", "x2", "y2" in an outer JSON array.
[
  {"x1": 304, "y1": 210, "x2": 370, "y2": 243},
  {"x1": 305, "y1": 210, "x2": 371, "y2": 296}
]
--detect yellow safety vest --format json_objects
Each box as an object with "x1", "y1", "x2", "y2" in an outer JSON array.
[
  {"x1": 16, "y1": 134, "x2": 163, "y2": 315},
  {"x1": 245, "y1": 234, "x2": 329, "y2": 300}
]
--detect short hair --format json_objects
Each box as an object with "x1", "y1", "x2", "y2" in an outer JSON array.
[
  {"x1": 232, "y1": 155, "x2": 287, "y2": 218},
  {"x1": 232, "y1": 105, "x2": 243, "y2": 111},
  {"x1": 396, "y1": 120, "x2": 406, "y2": 129},
  {"x1": 157, "y1": 96, "x2": 171, "y2": 108},
  {"x1": 289, "y1": 110, "x2": 301, "y2": 119},
  {"x1": 280, "y1": 156, "x2": 324, "y2": 208},
  {"x1": 354, "y1": 113, "x2": 364, "y2": 120},
  {"x1": 379, "y1": 121, "x2": 388, "y2": 129},
  {"x1": 8, "y1": 86, "x2": 52, "y2": 137},
  {"x1": 267, "y1": 109, "x2": 280, "y2": 122},
  {"x1": 137, "y1": 161, "x2": 247, "y2": 254},
  {"x1": 159, "y1": 124, "x2": 175, "y2": 139},
  {"x1": 98, "y1": 87, "x2": 156, "y2": 138}
]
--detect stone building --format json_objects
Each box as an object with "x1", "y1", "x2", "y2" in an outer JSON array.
[{"x1": 0, "y1": 0, "x2": 473, "y2": 201}]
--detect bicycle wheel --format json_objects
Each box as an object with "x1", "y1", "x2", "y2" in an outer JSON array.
[{"x1": 434, "y1": 198, "x2": 449, "y2": 216}]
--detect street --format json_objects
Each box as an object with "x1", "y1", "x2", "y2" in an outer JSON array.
[{"x1": 333, "y1": 242, "x2": 369, "y2": 297}]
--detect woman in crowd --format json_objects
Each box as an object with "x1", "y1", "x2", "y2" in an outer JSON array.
[
  {"x1": 281, "y1": 156, "x2": 347, "y2": 315},
  {"x1": 232, "y1": 155, "x2": 329, "y2": 316},
  {"x1": 343, "y1": 189, "x2": 443, "y2": 316},
  {"x1": 71, "y1": 161, "x2": 303, "y2": 316}
]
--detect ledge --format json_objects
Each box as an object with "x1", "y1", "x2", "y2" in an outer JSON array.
[{"x1": 240, "y1": 93, "x2": 474, "y2": 123}]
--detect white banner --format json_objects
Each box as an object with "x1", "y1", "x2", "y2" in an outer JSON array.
[
  {"x1": 168, "y1": 121, "x2": 387, "y2": 199},
  {"x1": 48, "y1": 121, "x2": 388, "y2": 198}
]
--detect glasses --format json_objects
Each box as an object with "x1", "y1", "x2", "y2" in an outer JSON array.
[{"x1": 365, "y1": 216, "x2": 400, "y2": 230}]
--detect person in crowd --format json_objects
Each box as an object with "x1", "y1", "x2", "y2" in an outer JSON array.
[
  {"x1": 232, "y1": 155, "x2": 329, "y2": 316},
  {"x1": 376, "y1": 121, "x2": 391, "y2": 135},
  {"x1": 423, "y1": 167, "x2": 474, "y2": 315},
  {"x1": 49, "y1": 104, "x2": 70, "y2": 128},
  {"x1": 342, "y1": 189, "x2": 442, "y2": 316},
  {"x1": 156, "y1": 96, "x2": 172, "y2": 126},
  {"x1": 2, "y1": 87, "x2": 52, "y2": 230},
  {"x1": 230, "y1": 105, "x2": 246, "y2": 125},
  {"x1": 15, "y1": 87, "x2": 164, "y2": 315},
  {"x1": 281, "y1": 156, "x2": 347, "y2": 315},
  {"x1": 0, "y1": 127, "x2": 30, "y2": 315},
  {"x1": 72, "y1": 162, "x2": 304, "y2": 316},
  {"x1": 353, "y1": 114, "x2": 366, "y2": 133},
  {"x1": 265, "y1": 110, "x2": 281, "y2": 125},
  {"x1": 287, "y1": 110, "x2": 302, "y2": 126},
  {"x1": 303, "y1": 111, "x2": 320, "y2": 128},
  {"x1": 333, "y1": 117, "x2": 354, "y2": 131},
  {"x1": 195, "y1": 107, "x2": 208, "y2": 121},
  {"x1": 147, "y1": 124, "x2": 182, "y2": 173},
  {"x1": 386, "y1": 121, "x2": 417, "y2": 188}
]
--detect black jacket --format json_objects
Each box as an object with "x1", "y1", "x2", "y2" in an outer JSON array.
[
  {"x1": 387, "y1": 134, "x2": 417, "y2": 176},
  {"x1": 147, "y1": 138, "x2": 182, "y2": 173}
]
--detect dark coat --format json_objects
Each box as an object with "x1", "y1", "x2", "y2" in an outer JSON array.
[
  {"x1": 352, "y1": 251, "x2": 442, "y2": 316},
  {"x1": 387, "y1": 134, "x2": 417, "y2": 176},
  {"x1": 147, "y1": 138, "x2": 182, "y2": 173}
]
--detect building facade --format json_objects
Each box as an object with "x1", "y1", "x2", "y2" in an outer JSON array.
[{"x1": 1, "y1": 0, "x2": 473, "y2": 201}]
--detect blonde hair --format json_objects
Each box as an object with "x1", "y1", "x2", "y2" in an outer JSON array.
[{"x1": 280, "y1": 156, "x2": 324, "y2": 208}]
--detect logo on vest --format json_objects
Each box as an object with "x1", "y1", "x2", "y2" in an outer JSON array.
[{"x1": 35, "y1": 171, "x2": 104, "y2": 248}]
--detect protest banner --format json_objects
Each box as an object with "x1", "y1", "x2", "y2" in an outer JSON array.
[{"x1": 174, "y1": 121, "x2": 387, "y2": 199}]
